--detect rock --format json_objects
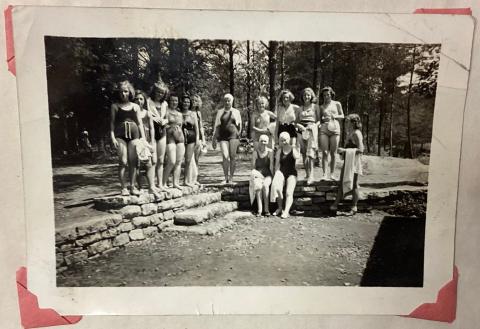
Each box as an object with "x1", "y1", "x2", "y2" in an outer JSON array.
[
  {"x1": 141, "y1": 203, "x2": 158, "y2": 216},
  {"x1": 63, "y1": 247, "x2": 84, "y2": 256},
  {"x1": 55, "y1": 228, "x2": 77, "y2": 244},
  {"x1": 158, "y1": 198, "x2": 184, "y2": 211},
  {"x1": 174, "y1": 201, "x2": 238, "y2": 225},
  {"x1": 101, "y1": 228, "x2": 118, "y2": 239},
  {"x1": 75, "y1": 232, "x2": 102, "y2": 247},
  {"x1": 158, "y1": 220, "x2": 174, "y2": 231},
  {"x1": 143, "y1": 226, "x2": 158, "y2": 238},
  {"x1": 113, "y1": 233, "x2": 130, "y2": 247},
  {"x1": 56, "y1": 253, "x2": 65, "y2": 267},
  {"x1": 136, "y1": 193, "x2": 157, "y2": 204},
  {"x1": 117, "y1": 205, "x2": 142, "y2": 219},
  {"x1": 118, "y1": 222, "x2": 134, "y2": 232},
  {"x1": 129, "y1": 229, "x2": 145, "y2": 241},
  {"x1": 182, "y1": 186, "x2": 193, "y2": 195},
  {"x1": 295, "y1": 197, "x2": 312, "y2": 206},
  {"x1": 163, "y1": 210, "x2": 175, "y2": 221},
  {"x1": 149, "y1": 213, "x2": 163, "y2": 226},
  {"x1": 75, "y1": 218, "x2": 107, "y2": 236},
  {"x1": 312, "y1": 196, "x2": 326, "y2": 203},
  {"x1": 132, "y1": 216, "x2": 152, "y2": 228},
  {"x1": 105, "y1": 214, "x2": 124, "y2": 227},
  {"x1": 102, "y1": 247, "x2": 119, "y2": 255},
  {"x1": 64, "y1": 250, "x2": 89, "y2": 265},
  {"x1": 59, "y1": 243, "x2": 76, "y2": 252},
  {"x1": 87, "y1": 239, "x2": 113, "y2": 256},
  {"x1": 326, "y1": 193, "x2": 337, "y2": 201},
  {"x1": 170, "y1": 188, "x2": 183, "y2": 199}
]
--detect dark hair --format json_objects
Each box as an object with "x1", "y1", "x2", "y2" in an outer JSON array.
[
  {"x1": 149, "y1": 81, "x2": 169, "y2": 102},
  {"x1": 180, "y1": 94, "x2": 193, "y2": 110},
  {"x1": 347, "y1": 113, "x2": 362, "y2": 130},
  {"x1": 321, "y1": 86, "x2": 336, "y2": 102},
  {"x1": 117, "y1": 80, "x2": 135, "y2": 101},
  {"x1": 301, "y1": 87, "x2": 317, "y2": 104},
  {"x1": 134, "y1": 90, "x2": 149, "y2": 110}
]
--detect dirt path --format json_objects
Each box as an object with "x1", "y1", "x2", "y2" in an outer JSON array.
[{"x1": 57, "y1": 211, "x2": 424, "y2": 287}]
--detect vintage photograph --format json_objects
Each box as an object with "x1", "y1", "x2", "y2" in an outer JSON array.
[{"x1": 50, "y1": 36, "x2": 438, "y2": 288}]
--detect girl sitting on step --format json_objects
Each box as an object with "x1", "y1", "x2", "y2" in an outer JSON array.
[{"x1": 249, "y1": 134, "x2": 274, "y2": 217}]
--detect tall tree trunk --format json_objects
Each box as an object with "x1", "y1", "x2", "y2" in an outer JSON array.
[
  {"x1": 268, "y1": 41, "x2": 278, "y2": 112},
  {"x1": 228, "y1": 40, "x2": 235, "y2": 97},
  {"x1": 365, "y1": 112, "x2": 370, "y2": 153},
  {"x1": 280, "y1": 42, "x2": 285, "y2": 90},
  {"x1": 246, "y1": 40, "x2": 252, "y2": 138},
  {"x1": 405, "y1": 46, "x2": 416, "y2": 158},
  {"x1": 313, "y1": 42, "x2": 320, "y2": 95},
  {"x1": 389, "y1": 84, "x2": 395, "y2": 156},
  {"x1": 377, "y1": 99, "x2": 384, "y2": 156}
]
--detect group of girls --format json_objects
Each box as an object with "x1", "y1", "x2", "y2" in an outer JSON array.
[
  {"x1": 110, "y1": 80, "x2": 206, "y2": 199},
  {"x1": 248, "y1": 87, "x2": 364, "y2": 218}
]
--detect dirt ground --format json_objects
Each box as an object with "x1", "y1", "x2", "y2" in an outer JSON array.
[{"x1": 57, "y1": 211, "x2": 424, "y2": 287}]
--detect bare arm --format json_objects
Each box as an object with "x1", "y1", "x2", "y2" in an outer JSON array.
[
  {"x1": 110, "y1": 104, "x2": 117, "y2": 145},
  {"x1": 194, "y1": 112, "x2": 200, "y2": 144},
  {"x1": 292, "y1": 144, "x2": 301, "y2": 160},
  {"x1": 251, "y1": 149, "x2": 257, "y2": 169},
  {"x1": 274, "y1": 149, "x2": 281, "y2": 172},
  {"x1": 197, "y1": 111, "x2": 206, "y2": 143},
  {"x1": 269, "y1": 149, "x2": 274, "y2": 174},
  {"x1": 134, "y1": 104, "x2": 146, "y2": 140},
  {"x1": 148, "y1": 112, "x2": 155, "y2": 145},
  {"x1": 332, "y1": 102, "x2": 344, "y2": 120},
  {"x1": 354, "y1": 130, "x2": 364, "y2": 154}
]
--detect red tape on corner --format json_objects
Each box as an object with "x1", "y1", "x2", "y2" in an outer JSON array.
[
  {"x1": 414, "y1": 8, "x2": 472, "y2": 15},
  {"x1": 16, "y1": 267, "x2": 82, "y2": 329},
  {"x1": 405, "y1": 266, "x2": 459, "y2": 323},
  {"x1": 4, "y1": 5, "x2": 15, "y2": 75}
]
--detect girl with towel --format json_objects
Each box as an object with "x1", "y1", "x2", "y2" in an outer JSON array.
[
  {"x1": 271, "y1": 132, "x2": 300, "y2": 218},
  {"x1": 330, "y1": 114, "x2": 364, "y2": 215},
  {"x1": 249, "y1": 134, "x2": 274, "y2": 217}
]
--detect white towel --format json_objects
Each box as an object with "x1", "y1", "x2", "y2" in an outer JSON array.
[
  {"x1": 343, "y1": 148, "x2": 356, "y2": 195},
  {"x1": 270, "y1": 170, "x2": 285, "y2": 202},
  {"x1": 249, "y1": 169, "x2": 265, "y2": 204},
  {"x1": 306, "y1": 123, "x2": 318, "y2": 158}
]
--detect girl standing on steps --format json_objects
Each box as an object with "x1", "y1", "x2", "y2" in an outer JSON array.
[
  {"x1": 251, "y1": 96, "x2": 276, "y2": 150},
  {"x1": 330, "y1": 114, "x2": 364, "y2": 216},
  {"x1": 212, "y1": 93, "x2": 242, "y2": 184},
  {"x1": 180, "y1": 94, "x2": 200, "y2": 187},
  {"x1": 249, "y1": 134, "x2": 274, "y2": 217},
  {"x1": 163, "y1": 93, "x2": 185, "y2": 190},
  {"x1": 275, "y1": 89, "x2": 299, "y2": 146},
  {"x1": 271, "y1": 132, "x2": 300, "y2": 219},
  {"x1": 110, "y1": 80, "x2": 147, "y2": 196},
  {"x1": 147, "y1": 82, "x2": 169, "y2": 191}
]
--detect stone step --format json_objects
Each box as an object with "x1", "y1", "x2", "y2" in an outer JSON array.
[
  {"x1": 166, "y1": 211, "x2": 254, "y2": 235},
  {"x1": 174, "y1": 201, "x2": 238, "y2": 226}
]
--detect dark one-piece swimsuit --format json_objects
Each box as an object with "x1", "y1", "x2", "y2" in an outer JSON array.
[
  {"x1": 114, "y1": 104, "x2": 140, "y2": 142},
  {"x1": 279, "y1": 149, "x2": 297, "y2": 178},
  {"x1": 218, "y1": 110, "x2": 239, "y2": 141}
]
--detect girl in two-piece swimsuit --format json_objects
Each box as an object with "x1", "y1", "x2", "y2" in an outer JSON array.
[
  {"x1": 180, "y1": 94, "x2": 199, "y2": 187},
  {"x1": 163, "y1": 95, "x2": 185, "y2": 189}
]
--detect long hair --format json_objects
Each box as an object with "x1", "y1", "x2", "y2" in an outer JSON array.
[
  {"x1": 117, "y1": 80, "x2": 135, "y2": 101},
  {"x1": 134, "y1": 90, "x2": 149, "y2": 110},
  {"x1": 149, "y1": 81, "x2": 169, "y2": 102},
  {"x1": 347, "y1": 113, "x2": 362, "y2": 130},
  {"x1": 301, "y1": 87, "x2": 317, "y2": 104}
]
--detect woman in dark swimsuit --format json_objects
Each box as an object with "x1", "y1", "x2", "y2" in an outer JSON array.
[
  {"x1": 110, "y1": 80, "x2": 146, "y2": 196},
  {"x1": 180, "y1": 94, "x2": 200, "y2": 187},
  {"x1": 163, "y1": 94, "x2": 185, "y2": 189},
  {"x1": 273, "y1": 131, "x2": 300, "y2": 218},
  {"x1": 212, "y1": 94, "x2": 242, "y2": 183},
  {"x1": 250, "y1": 134, "x2": 274, "y2": 216},
  {"x1": 148, "y1": 82, "x2": 169, "y2": 190}
]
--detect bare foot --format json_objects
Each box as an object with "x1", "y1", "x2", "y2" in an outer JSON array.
[{"x1": 280, "y1": 211, "x2": 289, "y2": 219}]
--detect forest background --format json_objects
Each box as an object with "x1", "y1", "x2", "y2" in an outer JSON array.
[{"x1": 45, "y1": 37, "x2": 440, "y2": 161}]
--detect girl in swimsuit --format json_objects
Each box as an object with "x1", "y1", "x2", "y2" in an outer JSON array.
[
  {"x1": 110, "y1": 80, "x2": 147, "y2": 196},
  {"x1": 192, "y1": 95, "x2": 207, "y2": 169},
  {"x1": 330, "y1": 114, "x2": 364, "y2": 215},
  {"x1": 250, "y1": 134, "x2": 274, "y2": 216},
  {"x1": 273, "y1": 131, "x2": 300, "y2": 219},
  {"x1": 296, "y1": 87, "x2": 320, "y2": 185},
  {"x1": 319, "y1": 86, "x2": 344, "y2": 181},
  {"x1": 134, "y1": 90, "x2": 161, "y2": 199},
  {"x1": 180, "y1": 94, "x2": 200, "y2": 187},
  {"x1": 212, "y1": 93, "x2": 242, "y2": 183},
  {"x1": 251, "y1": 96, "x2": 276, "y2": 150},
  {"x1": 147, "y1": 82, "x2": 169, "y2": 191},
  {"x1": 275, "y1": 89, "x2": 299, "y2": 146},
  {"x1": 163, "y1": 94, "x2": 185, "y2": 189}
]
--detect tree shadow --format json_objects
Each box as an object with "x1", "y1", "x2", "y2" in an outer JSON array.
[{"x1": 360, "y1": 216, "x2": 425, "y2": 287}]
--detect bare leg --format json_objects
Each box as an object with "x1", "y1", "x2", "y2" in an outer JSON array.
[
  {"x1": 156, "y1": 136, "x2": 167, "y2": 190},
  {"x1": 329, "y1": 135, "x2": 340, "y2": 179},
  {"x1": 173, "y1": 143, "x2": 185, "y2": 188},
  {"x1": 263, "y1": 176, "x2": 272, "y2": 214},
  {"x1": 320, "y1": 134, "x2": 329, "y2": 178},
  {"x1": 352, "y1": 174, "x2": 359, "y2": 211},
  {"x1": 229, "y1": 139, "x2": 240, "y2": 181},
  {"x1": 116, "y1": 138, "x2": 128, "y2": 192},
  {"x1": 275, "y1": 197, "x2": 283, "y2": 216},
  {"x1": 163, "y1": 143, "x2": 176, "y2": 186},
  {"x1": 256, "y1": 191, "x2": 262, "y2": 214},
  {"x1": 219, "y1": 141, "x2": 230, "y2": 182},
  {"x1": 282, "y1": 175, "x2": 297, "y2": 218},
  {"x1": 184, "y1": 143, "x2": 195, "y2": 186},
  {"x1": 194, "y1": 143, "x2": 201, "y2": 165},
  {"x1": 127, "y1": 140, "x2": 139, "y2": 195}
]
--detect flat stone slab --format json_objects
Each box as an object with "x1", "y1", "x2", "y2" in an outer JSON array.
[
  {"x1": 174, "y1": 201, "x2": 238, "y2": 226},
  {"x1": 166, "y1": 211, "x2": 254, "y2": 235}
]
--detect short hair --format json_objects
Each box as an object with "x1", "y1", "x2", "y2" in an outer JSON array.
[
  {"x1": 224, "y1": 93, "x2": 234, "y2": 102},
  {"x1": 180, "y1": 94, "x2": 193, "y2": 110},
  {"x1": 255, "y1": 96, "x2": 269, "y2": 109},
  {"x1": 279, "y1": 131, "x2": 291, "y2": 143},
  {"x1": 259, "y1": 134, "x2": 269, "y2": 143},
  {"x1": 347, "y1": 113, "x2": 362, "y2": 130},
  {"x1": 301, "y1": 87, "x2": 317, "y2": 104},
  {"x1": 279, "y1": 89, "x2": 295, "y2": 104},
  {"x1": 321, "y1": 86, "x2": 336, "y2": 101},
  {"x1": 117, "y1": 80, "x2": 135, "y2": 101},
  {"x1": 134, "y1": 89, "x2": 149, "y2": 110},
  {"x1": 149, "y1": 81, "x2": 169, "y2": 102}
]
